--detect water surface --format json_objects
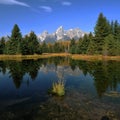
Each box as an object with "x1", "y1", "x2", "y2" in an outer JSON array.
[{"x1": 0, "y1": 57, "x2": 120, "y2": 120}]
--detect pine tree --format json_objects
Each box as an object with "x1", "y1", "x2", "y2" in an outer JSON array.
[
  {"x1": 69, "y1": 38, "x2": 76, "y2": 54},
  {"x1": 21, "y1": 32, "x2": 41, "y2": 55},
  {"x1": 28, "y1": 31, "x2": 39, "y2": 54},
  {"x1": 110, "y1": 21, "x2": 114, "y2": 35},
  {"x1": 8, "y1": 24, "x2": 22, "y2": 54},
  {"x1": 75, "y1": 38, "x2": 83, "y2": 54},
  {"x1": 42, "y1": 41, "x2": 48, "y2": 53},
  {"x1": 0, "y1": 37, "x2": 5, "y2": 54},
  {"x1": 87, "y1": 32, "x2": 95, "y2": 54},
  {"x1": 103, "y1": 34, "x2": 116, "y2": 55},
  {"x1": 21, "y1": 35, "x2": 30, "y2": 55},
  {"x1": 79, "y1": 34, "x2": 90, "y2": 54},
  {"x1": 94, "y1": 13, "x2": 111, "y2": 54},
  {"x1": 53, "y1": 42, "x2": 64, "y2": 53},
  {"x1": 114, "y1": 20, "x2": 120, "y2": 40}
]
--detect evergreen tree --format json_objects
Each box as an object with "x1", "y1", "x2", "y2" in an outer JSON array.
[
  {"x1": 113, "y1": 21, "x2": 120, "y2": 55},
  {"x1": 53, "y1": 42, "x2": 60, "y2": 53},
  {"x1": 53, "y1": 42, "x2": 64, "y2": 53},
  {"x1": 87, "y1": 32, "x2": 95, "y2": 54},
  {"x1": 47, "y1": 43, "x2": 54, "y2": 53},
  {"x1": 36, "y1": 45, "x2": 42, "y2": 54},
  {"x1": 79, "y1": 34, "x2": 90, "y2": 54},
  {"x1": 0, "y1": 37, "x2": 5, "y2": 54},
  {"x1": 41, "y1": 41, "x2": 48, "y2": 53},
  {"x1": 4, "y1": 40, "x2": 10, "y2": 54},
  {"x1": 113, "y1": 20, "x2": 120, "y2": 41},
  {"x1": 103, "y1": 34, "x2": 116, "y2": 55},
  {"x1": 8, "y1": 24, "x2": 22, "y2": 54},
  {"x1": 75, "y1": 38, "x2": 83, "y2": 54},
  {"x1": 21, "y1": 32, "x2": 41, "y2": 55},
  {"x1": 28, "y1": 31, "x2": 39, "y2": 54},
  {"x1": 110, "y1": 21, "x2": 114, "y2": 35},
  {"x1": 94, "y1": 13, "x2": 111, "y2": 54},
  {"x1": 21, "y1": 35, "x2": 30, "y2": 55},
  {"x1": 69, "y1": 39, "x2": 76, "y2": 54}
]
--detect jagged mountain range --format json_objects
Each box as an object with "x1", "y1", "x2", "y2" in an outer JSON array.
[
  {"x1": 40, "y1": 64, "x2": 82, "y2": 77},
  {"x1": 1, "y1": 26, "x2": 87, "y2": 43},
  {"x1": 38, "y1": 26, "x2": 86, "y2": 43}
]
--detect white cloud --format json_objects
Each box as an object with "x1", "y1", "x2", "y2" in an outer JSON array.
[
  {"x1": 0, "y1": 0, "x2": 30, "y2": 7},
  {"x1": 62, "y1": 1, "x2": 72, "y2": 6},
  {"x1": 39, "y1": 6, "x2": 52, "y2": 12}
]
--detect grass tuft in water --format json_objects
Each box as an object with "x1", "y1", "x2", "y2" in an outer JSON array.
[{"x1": 52, "y1": 81, "x2": 65, "y2": 96}]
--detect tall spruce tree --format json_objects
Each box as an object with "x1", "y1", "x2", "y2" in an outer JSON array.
[
  {"x1": 79, "y1": 34, "x2": 90, "y2": 54},
  {"x1": 110, "y1": 21, "x2": 114, "y2": 35},
  {"x1": 53, "y1": 42, "x2": 64, "y2": 53},
  {"x1": 87, "y1": 32, "x2": 95, "y2": 54},
  {"x1": 42, "y1": 41, "x2": 48, "y2": 53},
  {"x1": 94, "y1": 13, "x2": 111, "y2": 54},
  {"x1": 28, "y1": 31, "x2": 39, "y2": 54},
  {"x1": 8, "y1": 24, "x2": 22, "y2": 54},
  {"x1": 114, "y1": 20, "x2": 120, "y2": 40},
  {"x1": 0, "y1": 37, "x2": 5, "y2": 54},
  {"x1": 21, "y1": 31, "x2": 40, "y2": 55},
  {"x1": 113, "y1": 21, "x2": 120, "y2": 55},
  {"x1": 103, "y1": 34, "x2": 117, "y2": 56},
  {"x1": 75, "y1": 38, "x2": 83, "y2": 54},
  {"x1": 21, "y1": 35, "x2": 30, "y2": 55},
  {"x1": 69, "y1": 38, "x2": 76, "y2": 54}
]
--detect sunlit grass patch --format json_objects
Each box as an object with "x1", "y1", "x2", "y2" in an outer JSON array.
[
  {"x1": 52, "y1": 81, "x2": 65, "y2": 96},
  {"x1": 71, "y1": 54, "x2": 120, "y2": 61}
]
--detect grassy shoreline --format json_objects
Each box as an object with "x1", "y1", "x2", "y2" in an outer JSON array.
[
  {"x1": 0, "y1": 53, "x2": 120, "y2": 61},
  {"x1": 0, "y1": 53, "x2": 70, "y2": 60},
  {"x1": 71, "y1": 54, "x2": 120, "y2": 61}
]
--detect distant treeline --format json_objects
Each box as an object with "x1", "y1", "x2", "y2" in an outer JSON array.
[
  {"x1": 0, "y1": 24, "x2": 69, "y2": 55},
  {"x1": 0, "y1": 13, "x2": 120, "y2": 56}
]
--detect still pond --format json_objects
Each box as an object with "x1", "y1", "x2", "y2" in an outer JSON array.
[{"x1": 0, "y1": 57, "x2": 120, "y2": 120}]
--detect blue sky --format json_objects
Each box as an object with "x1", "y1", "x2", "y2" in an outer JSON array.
[{"x1": 0, "y1": 0, "x2": 120, "y2": 37}]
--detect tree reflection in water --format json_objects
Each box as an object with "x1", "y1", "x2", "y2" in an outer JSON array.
[
  {"x1": 0, "y1": 57, "x2": 120, "y2": 97},
  {"x1": 70, "y1": 59, "x2": 120, "y2": 97}
]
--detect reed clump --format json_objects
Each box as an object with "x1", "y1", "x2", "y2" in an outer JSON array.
[{"x1": 52, "y1": 81, "x2": 65, "y2": 96}]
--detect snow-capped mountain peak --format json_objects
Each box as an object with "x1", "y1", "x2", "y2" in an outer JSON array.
[{"x1": 38, "y1": 26, "x2": 86, "y2": 43}]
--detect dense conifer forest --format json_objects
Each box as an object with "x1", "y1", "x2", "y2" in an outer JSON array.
[{"x1": 0, "y1": 13, "x2": 120, "y2": 56}]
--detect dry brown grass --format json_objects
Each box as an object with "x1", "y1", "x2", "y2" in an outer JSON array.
[
  {"x1": 0, "y1": 53, "x2": 70, "y2": 60},
  {"x1": 0, "y1": 53, "x2": 120, "y2": 61},
  {"x1": 71, "y1": 54, "x2": 120, "y2": 61}
]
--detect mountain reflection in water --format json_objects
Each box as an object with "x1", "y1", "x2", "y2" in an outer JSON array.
[{"x1": 0, "y1": 57, "x2": 120, "y2": 120}]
